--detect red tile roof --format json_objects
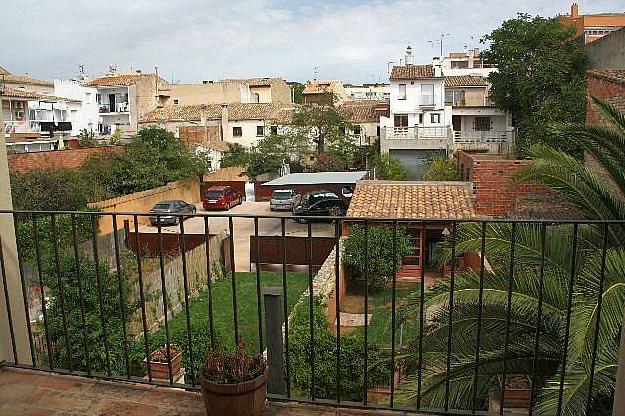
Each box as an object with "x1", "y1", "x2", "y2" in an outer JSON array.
[
  {"x1": 0, "y1": 87, "x2": 80, "y2": 102},
  {"x1": 0, "y1": 73, "x2": 53, "y2": 87},
  {"x1": 444, "y1": 75, "x2": 488, "y2": 87},
  {"x1": 347, "y1": 180, "x2": 476, "y2": 220},
  {"x1": 141, "y1": 103, "x2": 294, "y2": 123},
  {"x1": 390, "y1": 65, "x2": 435, "y2": 80},
  {"x1": 587, "y1": 69, "x2": 625, "y2": 85},
  {"x1": 85, "y1": 73, "x2": 162, "y2": 87},
  {"x1": 303, "y1": 80, "x2": 341, "y2": 94},
  {"x1": 338, "y1": 100, "x2": 388, "y2": 123}
]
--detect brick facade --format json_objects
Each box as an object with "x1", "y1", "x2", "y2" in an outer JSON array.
[
  {"x1": 8, "y1": 146, "x2": 124, "y2": 174},
  {"x1": 179, "y1": 125, "x2": 221, "y2": 145},
  {"x1": 455, "y1": 151, "x2": 552, "y2": 217},
  {"x1": 586, "y1": 70, "x2": 625, "y2": 126}
]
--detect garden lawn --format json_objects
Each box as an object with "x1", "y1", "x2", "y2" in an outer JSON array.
[{"x1": 150, "y1": 272, "x2": 309, "y2": 354}]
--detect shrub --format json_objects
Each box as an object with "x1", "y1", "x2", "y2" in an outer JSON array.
[
  {"x1": 288, "y1": 297, "x2": 390, "y2": 401},
  {"x1": 343, "y1": 225, "x2": 412, "y2": 293},
  {"x1": 423, "y1": 156, "x2": 460, "y2": 181},
  {"x1": 372, "y1": 153, "x2": 407, "y2": 180}
]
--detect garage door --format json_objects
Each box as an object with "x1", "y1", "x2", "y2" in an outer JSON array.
[{"x1": 389, "y1": 149, "x2": 447, "y2": 180}]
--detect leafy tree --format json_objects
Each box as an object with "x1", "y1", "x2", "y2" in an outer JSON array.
[
  {"x1": 288, "y1": 82, "x2": 305, "y2": 104},
  {"x1": 423, "y1": 156, "x2": 461, "y2": 181},
  {"x1": 344, "y1": 225, "x2": 412, "y2": 293},
  {"x1": 309, "y1": 153, "x2": 348, "y2": 172},
  {"x1": 108, "y1": 127, "x2": 210, "y2": 195},
  {"x1": 372, "y1": 153, "x2": 407, "y2": 181},
  {"x1": 10, "y1": 168, "x2": 93, "y2": 211},
  {"x1": 482, "y1": 14, "x2": 587, "y2": 155},
  {"x1": 288, "y1": 104, "x2": 353, "y2": 153},
  {"x1": 220, "y1": 143, "x2": 249, "y2": 168}
]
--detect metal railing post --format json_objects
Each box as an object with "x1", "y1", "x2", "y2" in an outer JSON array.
[
  {"x1": 264, "y1": 286, "x2": 286, "y2": 396},
  {"x1": 613, "y1": 307, "x2": 625, "y2": 416},
  {"x1": 0, "y1": 114, "x2": 33, "y2": 365}
]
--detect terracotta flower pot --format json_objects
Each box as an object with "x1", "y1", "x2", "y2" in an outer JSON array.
[
  {"x1": 199, "y1": 371, "x2": 268, "y2": 416},
  {"x1": 146, "y1": 351, "x2": 182, "y2": 381}
]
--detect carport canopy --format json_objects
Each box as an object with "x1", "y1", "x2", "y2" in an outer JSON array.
[{"x1": 262, "y1": 171, "x2": 367, "y2": 187}]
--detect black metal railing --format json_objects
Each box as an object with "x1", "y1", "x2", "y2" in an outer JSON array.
[{"x1": 0, "y1": 209, "x2": 624, "y2": 416}]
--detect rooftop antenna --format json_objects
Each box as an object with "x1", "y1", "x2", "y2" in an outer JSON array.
[
  {"x1": 387, "y1": 61, "x2": 395, "y2": 77},
  {"x1": 313, "y1": 66, "x2": 319, "y2": 81},
  {"x1": 78, "y1": 65, "x2": 85, "y2": 75},
  {"x1": 428, "y1": 39, "x2": 441, "y2": 57},
  {"x1": 440, "y1": 33, "x2": 451, "y2": 57}
]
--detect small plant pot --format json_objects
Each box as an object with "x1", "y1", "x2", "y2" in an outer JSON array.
[
  {"x1": 493, "y1": 374, "x2": 532, "y2": 409},
  {"x1": 146, "y1": 351, "x2": 182, "y2": 381},
  {"x1": 199, "y1": 371, "x2": 267, "y2": 416}
]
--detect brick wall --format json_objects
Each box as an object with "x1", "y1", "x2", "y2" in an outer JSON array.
[
  {"x1": 179, "y1": 126, "x2": 221, "y2": 144},
  {"x1": 586, "y1": 70, "x2": 625, "y2": 126},
  {"x1": 455, "y1": 151, "x2": 551, "y2": 217},
  {"x1": 8, "y1": 146, "x2": 124, "y2": 174}
]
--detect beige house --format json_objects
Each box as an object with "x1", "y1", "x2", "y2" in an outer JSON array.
[
  {"x1": 160, "y1": 78, "x2": 292, "y2": 107},
  {"x1": 337, "y1": 100, "x2": 389, "y2": 146},
  {"x1": 140, "y1": 102, "x2": 295, "y2": 148},
  {"x1": 0, "y1": 67, "x2": 54, "y2": 95},
  {"x1": 85, "y1": 72, "x2": 170, "y2": 137}
]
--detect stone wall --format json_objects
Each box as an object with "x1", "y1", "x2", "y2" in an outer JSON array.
[
  {"x1": 127, "y1": 231, "x2": 228, "y2": 336},
  {"x1": 585, "y1": 28, "x2": 625, "y2": 71}
]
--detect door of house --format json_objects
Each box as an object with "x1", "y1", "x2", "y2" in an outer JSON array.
[
  {"x1": 452, "y1": 115, "x2": 461, "y2": 132},
  {"x1": 108, "y1": 94, "x2": 116, "y2": 113},
  {"x1": 397, "y1": 227, "x2": 423, "y2": 279}
]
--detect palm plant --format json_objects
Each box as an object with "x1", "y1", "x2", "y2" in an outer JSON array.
[{"x1": 394, "y1": 98, "x2": 625, "y2": 415}]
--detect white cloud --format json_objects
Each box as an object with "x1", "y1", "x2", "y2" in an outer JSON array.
[{"x1": 0, "y1": 0, "x2": 622, "y2": 83}]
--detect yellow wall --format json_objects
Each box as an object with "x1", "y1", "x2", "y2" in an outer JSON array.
[{"x1": 88, "y1": 177, "x2": 201, "y2": 234}]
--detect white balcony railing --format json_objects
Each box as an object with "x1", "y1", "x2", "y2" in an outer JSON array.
[
  {"x1": 453, "y1": 130, "x2": 515, "y2": 144},
  {"x1": 99, "y1": 102, "x2": 129, "y2": 113},
  {"x1": 384, "y1": 126, "x2": 451, "y2": 140}
]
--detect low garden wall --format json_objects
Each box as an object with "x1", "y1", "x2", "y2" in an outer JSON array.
[{"x1": 88, "y1": 177, "x2": 201, "y2": 235}]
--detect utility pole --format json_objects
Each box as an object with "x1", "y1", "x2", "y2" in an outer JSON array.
[
  {"x1": 440, "y1": 33, "x2": 451, "y2": 57},
  {"x1": 0, "y1": 89, "x2": 33, "y2": 365}
]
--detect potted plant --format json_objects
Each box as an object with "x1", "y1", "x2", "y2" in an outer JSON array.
[
  {"x1": 199, "y1": 341, "x2": 267, "y2": 416},
  {"x1": 490, "y1": 374, "x2": 532, "y2": 411},
  {"x1": 146, "y1": 344, "x2": 182, "y2": 381}
]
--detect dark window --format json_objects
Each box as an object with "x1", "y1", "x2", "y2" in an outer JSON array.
[
  {"x1": 233, "y1": 126, "x2": 242, "y2": 137},
  {"x1": 173, "y1": 99, "x2": 179, "y2": 105},
  {"x1": 256, "y1": 125, "x2": 264, "y2": 136},
  {"x1": 474, "y1": 116, "x2": 491, "y2": 131},
  {"x1": 394, "y1": 114, "x2": 408, "y2": 127},
  {"x1": 418, "y1": 113, "x2": 424, "y2": 124},
  {"x1": 353, "y1": 125, "x2": 361, "y2": 135},
  {"x1": 431, "y1": 113, "x2": 441, "y2": 124},
  {"x1": 270, "y1": 126, "x2": 278, "y2": 135},
  {"x1": 206, "y1": 191, "x2": 223, "y2": 198}
]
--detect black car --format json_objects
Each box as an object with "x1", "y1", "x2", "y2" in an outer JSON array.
[
  {"x1": 292, "y1": 191, "x2": 347, "y2": 223},
  {"x1": 149, "y1": 200, "x2": 197, "y2": 226}
]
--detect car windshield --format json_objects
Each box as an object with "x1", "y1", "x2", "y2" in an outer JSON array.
[
  {"x1": 153, "y1": 203, "x2": 172, "y2": 210},
  {"x1": 206, "y1": 191, "x2": 223, "y2": 198},
  {"x1": 272, "y1": 191, "x2": 292, "y2": 200}
]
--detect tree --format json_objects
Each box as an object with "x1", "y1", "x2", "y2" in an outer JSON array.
[
  {"x1": 344, "y1": 225, "x2": 412, "y2": 293},
  {"x1": 372, "y1": 153, "x2": 407, "y2": 181},
  {"x1": 288, "y1": 82, "x2": 305, "y2": 104},
  {"x1": 77, "y1": 128, "x2": 99, "y2": 147},
  {"x1": 220, "y1": 143, "x2": 249, "y2": 168},
  {"x1": 108, "y1": 127, "x2": 210, "y2": 195},
  {"x1": 482, "y1": 14, "x2": 587, "y2": 155},
  {"x1": 288, "y1": 104, "x2": 353, "y2": 153},
  {"x1": 423, "y1": 156, "x2": 460, "y2": 181}
]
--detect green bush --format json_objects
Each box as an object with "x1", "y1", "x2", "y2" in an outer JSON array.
[
  {"x1": 344, "y1": 225, "x2": 412, "y2": 293},
  {"x1": 372, "y1": 153, "x2": 407, "y2": 181},
  {"x1": 288, "y1": 297, "x2": 390, "y2": 401},
  {"x1": 423, "y1": 156, "x2": 460, "y2": 181}
]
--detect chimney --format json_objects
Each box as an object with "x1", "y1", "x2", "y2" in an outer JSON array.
[
  {"x1": 571, "y1": 3, "x2": 579, "y2": 19},
  {"x1": 432, "y1": 56, "x2": 442, "y2": 77},
  {"x1": 404, "y1": 45, "x2": 414, "y2": 65},
  {"x1": 221, "y1": 103, "x2": 229, "y2": 141}
]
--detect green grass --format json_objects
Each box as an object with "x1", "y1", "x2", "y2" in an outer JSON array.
[
  {"x1": 342, "y1": 282, "x2": 420, "y2": 348},
  {"x1": 152, "y1": 272, "x2": 309, "y2": 353}
]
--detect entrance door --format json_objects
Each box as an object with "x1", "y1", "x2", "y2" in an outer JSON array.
[
  {"x1": 108, "y1": 94, "x2": 116, "y2": 113},
  {"x1": 452, "y1": 115, "x2": 461, "y2": 132}
]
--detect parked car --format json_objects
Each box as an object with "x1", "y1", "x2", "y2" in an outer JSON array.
[
  {"x1": 148, "y1": 200, "x2": 196, "y2": 226},
  {"x1": 292, "y1": 190, "x2": 347, "y2": 222},
  {"x1": 270, "y1": 189, "x2": 299, "y2": 211},
  {"x1": 203, "y1": 186, "x2": 242, "y2": 210}
]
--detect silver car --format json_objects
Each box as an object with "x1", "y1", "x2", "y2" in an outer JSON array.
[{"x1": 270, "y1": 189, "x2": 299, "y2": 211}]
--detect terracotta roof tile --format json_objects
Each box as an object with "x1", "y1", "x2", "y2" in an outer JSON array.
[
  {"x1": 337, "y1": 100, "x2": 388, "y2": 123},
  {"x1": 0, "y1": 87, "x2": 80, "y2": 102},
  {"x1": 0, "y1": 73, "x2": 53, "y2": 87},
  {"x1": 390, "y1": 65, "x2": 435, "y2": 80},
  {"x1": 85, "y1": 73, "x2": 163, "y2": 87},
  {"x1": 303, "y1": 80, "x2": 341, "y2": 94},
  {"x1": 444, "y1": 75, "x2": 488, "y2": 87},
  {"x1": 347, "y1": 181, "x2": 476, "y2": 220},
  {"x1": 140, "y1": 103, "x2": 295, "y2": 123}
]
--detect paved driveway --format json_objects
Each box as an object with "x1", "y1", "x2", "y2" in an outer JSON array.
[{"x1": 138, "y1": 202, "x2": 335, "y2": 271}]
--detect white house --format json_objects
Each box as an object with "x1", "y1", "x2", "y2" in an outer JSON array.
[
  {"x1": 379, "y1": 46, "x2": 514, "y2": 179},
  {"x1": 53, "y1": 80, "x2": 99, "y2": 136}
]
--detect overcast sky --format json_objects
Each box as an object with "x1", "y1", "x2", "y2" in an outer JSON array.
[{"x1": 1, "y1": 0, "x2": 622, "y2": 84}]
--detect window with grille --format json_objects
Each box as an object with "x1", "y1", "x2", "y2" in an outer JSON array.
[
  {"x1": 474, "y1": 116, "x2": 491, "y2": 131},
  {"x1": 233, "y1": 126, "x2": 242, "y2": 137}
]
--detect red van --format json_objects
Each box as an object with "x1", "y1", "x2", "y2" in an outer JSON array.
[{"x1": 203, "y1": 186, "x2": 242, "y2": 210}]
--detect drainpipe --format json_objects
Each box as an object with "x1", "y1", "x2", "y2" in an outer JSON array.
[
  {"x1": 0, "y1": 105, "x2": 33, "y2": 365},
  {"x1": 221, "y1": 103, "x2": 229, "y2": 142}
]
